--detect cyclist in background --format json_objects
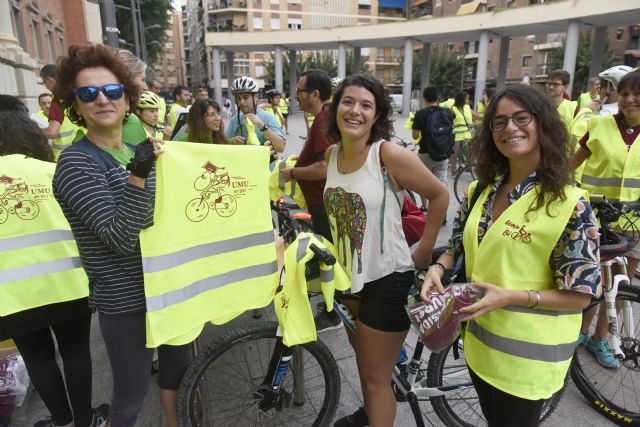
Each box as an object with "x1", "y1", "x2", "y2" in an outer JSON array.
[
  {"x1": 175, "y1": 99, "x2": 228, "y2": 145},
  {"x1": 146, "y1": 78, "x2": 167, "y2": 129},
  {"x1": 325, "y1": 74, "x2": 449, "y2": 427},
  {"x1": 572, "y1": 67, "x2": 639, "y2": 369},
  {"x1": 168, "y1": 85, "x2": 191, "y2": 129},
  {"x1": 450, "y1": 91, "x2": 473, "y2": 174},
  {"x1": 259, "y1": 89, "x2": 285, "y2": 128},
  {"x1": 136, "y1": 91, "x2": 164, "y2": 140},
  {"x1": 279, "y1": 91, "x2": 290, "y2": 134},
  {"x1": 577, "y1": 78, "x2": 601, "y2": 110},
  {"x1": 423, "y1": 84, "x2": 600, "y2": 427},
  {"x1": 546, "y1": 69, "x2": 579, "y2": 131}
]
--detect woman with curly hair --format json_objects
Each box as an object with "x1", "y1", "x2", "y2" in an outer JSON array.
[
  {"x1": 175, "y1": 99, "x2": 228, "y2": 144},
  {"x1": 52, "y1": 44, "x2": 190, "y2": 427},
  {"x1": 422, "y1": 84, "x2": 601, "y2": 426},
  {"x1": 0, "y1": 108, "x2": 108, "y2": 427},
  {"x1": 324, "y1": 74, "x2": 449, "y2": 426}
]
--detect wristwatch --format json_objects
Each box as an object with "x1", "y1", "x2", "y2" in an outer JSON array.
[{"x1": 261, "y1": 123, "x2": 268, "y2": 132}]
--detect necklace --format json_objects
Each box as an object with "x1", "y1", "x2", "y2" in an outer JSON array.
[{"x1": 621, "y1": 117, "x2": 639, "y2": 135}]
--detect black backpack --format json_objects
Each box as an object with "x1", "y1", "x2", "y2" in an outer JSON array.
[{"x1": 423, "y1": 107, "x2": 454, "y2": 161}]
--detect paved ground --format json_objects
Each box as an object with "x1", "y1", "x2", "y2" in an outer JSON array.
[{"x1": 14, "y1": 111, "x2": 616, "y2": 426}]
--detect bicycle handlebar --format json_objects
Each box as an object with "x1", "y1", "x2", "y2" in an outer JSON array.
[{"x1": 309, "y1": 243, "x2": 336, "y2": 266}]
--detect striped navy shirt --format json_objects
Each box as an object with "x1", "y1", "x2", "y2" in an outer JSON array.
[{"x1": 53, "y1": 139, "x2": 155, "y2": 315}]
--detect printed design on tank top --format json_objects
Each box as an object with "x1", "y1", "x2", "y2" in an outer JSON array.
[
  {"x1": 324, "y1": 186, "x2": 366, "y2": 274},
  {"x1": 0, "y1": 175, "x2": 42, "y2": 224}
]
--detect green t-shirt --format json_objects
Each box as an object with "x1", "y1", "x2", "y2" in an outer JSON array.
[
  {"x1": 122, "y1": 114, "x2": 148, "y2": 146},
  {"x1": 100, "y1": 145, "x2": 135, "y2": 166}
]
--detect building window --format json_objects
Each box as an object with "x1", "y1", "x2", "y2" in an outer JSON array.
[
  {"x1": 58, "y1": 36, "x2": 65, "y2": 55},
  {"x1": 435, "y1": 0, "x2": 442, "y2": 7},
  {"x1": 10, "y1": 6, "x2": 27, "y2": 49},
  {"x1": 271, "y1": 17, "x2": 280, "y2": 30},
  {"x1": 31, "y1": 19, "x2": 44, "y2": 58},
  {"x1": 617, "y1": 28, "x2": 624, "y2": 41},
  {"x1": 46, "y1": 29, "x2": 55, "y2": 61},
  {"x1": 166, "y1": 41, "x2": 174, "y2": 49},
  {"x1": 287, "y1": 18, "x2": 301, "y2": 30},
  {"x1": 253, "y1": 16, "x2": 263, "y2": 29},
  {"x1": 234, "y1": 62, "x2": 249, "y2": 75},
  {"x1": 522, "y1": 55, "x2": 532, "y2": 67},
  {"x1": 271, "y1": 0, "x2": 279, "y2": 4},
  {"x1": 256, "y1": 65, "x2": 265, "y2": 77}
]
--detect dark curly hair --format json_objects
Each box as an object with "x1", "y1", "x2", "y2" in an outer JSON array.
[
  {"x1": 473, "y1": 84, "x2": 571, "y2": 215},
  {"x1": 326, "y1": 73, "x2": 393, "y2": 145},
  {"x1": 55, "y1": 44, "x2": 140, "y2": 128},
  {"x1": 186, "y1": 100, "x2": 226, "y2": 144},
  {"x1": 0, "y1": 111, "x2": 54, "y2": 162}
]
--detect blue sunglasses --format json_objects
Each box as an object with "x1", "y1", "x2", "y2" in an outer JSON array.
[{"x1": 73, "y1": 84, "x2": 125, "y2": 103}]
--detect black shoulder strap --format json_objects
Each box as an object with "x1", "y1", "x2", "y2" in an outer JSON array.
[{"x1": 67, "y1": 137, "x2": 122, "y2": 172}]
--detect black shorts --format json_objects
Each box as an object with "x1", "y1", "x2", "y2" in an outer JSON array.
[
  {"x1": 353, "y1": 271, "x2": 413, "y2": 332},
  {"x1": 282, "y1": 113, "x2": 289, "y2": 118}
]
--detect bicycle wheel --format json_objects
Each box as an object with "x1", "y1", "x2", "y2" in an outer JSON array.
[
  {"x1": 453, "y1": 166, "x2": 476, "y2": 205},
  {"x1": 426, "y1": 337, "x2": 563, "y2": 427},
  {"x1": 570, "y1": 284, "x2": 640, "y2": 425},
  {"x1": 177, "y1": 321, "x2": 340, "y2": 427}
]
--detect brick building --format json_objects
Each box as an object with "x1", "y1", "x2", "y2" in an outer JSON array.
[{"x1": 151, "y1": 11, "x2": 186, "y2": 91}]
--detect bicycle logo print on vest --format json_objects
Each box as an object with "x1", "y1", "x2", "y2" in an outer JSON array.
[
  {"x1": 185, "y1": 161, "x2": 256, "y2": 222},
  {"x1": 502, "y1": 220, "x2": 532, "y2": 243},
  {"x1": 0, "y1": 175, "x2": 42, "y2": 224}
]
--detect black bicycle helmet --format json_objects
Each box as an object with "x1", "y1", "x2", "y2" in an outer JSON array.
[{"x1": 266, "y1": 89, "x2": 281, "y2": 100}]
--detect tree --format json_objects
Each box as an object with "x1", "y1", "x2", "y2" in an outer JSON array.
[
  {"x1": 262, "y1": 50, "x2": 370, "y2": 89},
  {"x1": 115, "y1": 0, "x2": 173, "y2": 65},
  {"x1": 546, "y1": 30, "x2": 617, "y2": 97},
  {"x1": 395, "y1": 46, "x2": 463, "y2": 95}
]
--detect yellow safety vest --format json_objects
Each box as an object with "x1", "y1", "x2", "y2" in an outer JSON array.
[
  {"x1": 274, "y1": 232, "x2": 350, "y2": 346},
  {"x1": 244, "y1": 116, "x2": 261, "y2": 145},
  {"x1": 462, "y1": 181, "x2": 584, "y2": 400},
  {"x1": 143, "y1": 126, "x2": 163, "y2": 140},
  {"x1": 475, "y1": 101, "x2": 486, "y2": 127},
  {"x1": 261, "y1": 105, "x2": 284, "y2": 127},
  {"x1": 439, "y1": 98, "x2": 455, "y2": 109},
  {"x1": 158, "y1": 98, "x2": 167, "y2": 127},
  {"x1": 404, "y1": 112, "x2": 420, "y2": 145},
  {"x1": 306, "y1": 112, "x2": 315, "y2": 128},
  {"x1": 168, "y1": 103, "x2": 185, "y2": 129},
  {"x1": 52, "y1": 110, "x2": 83, "y2": 160},
  {"x1": 140, "y1": 142, "x2": 278, "y2": 347},
  {"x1": 577, "y1": 92, "x2": 598, "y2": 110},
  {"x1": 0, "y1": 155, "x2": 88, "y2": 317},
  {"x1": 569, "y1": 107, "x2": 597, "y2": 184},
  {"x1": 269, "y1": 156, "x2": 307, "y2": 209},
  {"x1": 278, "y1": 98, "x2": 288, "y2": 115},
  {"x1": 36, "y1": 110, "x2": 49, "y2": 123},
  {"x1": 580, "y1": 115, "x2": 640, "y2": 230},
  {"x1": 452, "y1": 105, "x2": 473, "y2": 141},
  {"x1": 557, "y1": 99, "x2": 578, "y2": 132}
]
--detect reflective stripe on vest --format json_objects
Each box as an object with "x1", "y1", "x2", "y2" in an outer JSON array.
[
  {"x1": 268, "y1": 156, "x2": 307, "y2": 209},
  {"x1": 275, "y1": 232, "x2": 350, "y2": 346},
  {"x1": 140, "y1": 142, "x2": 278, "y2": 347},
  {"x1": 52, "y1": 110, "x2": 83, "y2": 159},
  {"x1": 462, "y1": 181, "x2": 584, "y2": 400},
  {"x1": 452, "y1": 105, "x2": 472, "y2": 141},
  {"x1": 0, "y1": 155, "x2": 88, "y2": 316},
  {"x1": 580, "y1": 115, "x2": 640, "y2": 205}
]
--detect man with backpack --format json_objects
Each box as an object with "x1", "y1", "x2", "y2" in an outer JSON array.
[{"x1": 412, "y1": 86, "x2": 454, "y2": 210}]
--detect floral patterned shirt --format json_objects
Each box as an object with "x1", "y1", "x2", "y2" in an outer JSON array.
[{"x1": 447, "y1": 172, "x2": 601, "y2": 298}]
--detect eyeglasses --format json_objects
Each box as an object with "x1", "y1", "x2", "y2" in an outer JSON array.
[
  {"x1": 545, "y1": 82, "x2": 565, "y2": 89},
  {"x1": 489, "y1": 110, "x2": 534, "y2": 132},
  {"x1": 73, "y1": 84, "x2": 125, "y2": 103}
]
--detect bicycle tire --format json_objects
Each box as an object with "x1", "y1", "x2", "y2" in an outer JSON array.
[
  {"x1": 453, "y1": 165, "x2": 476, "y2": 204},
  {"x1": 426, "y1": 337, "x2": 564, "y2": 427},
  {"x1": 176, "y1": 321, "x2": 340, "y2": 427},
  {"x1": 570, "y1": 284, "x2": 640, "y2": 426}
]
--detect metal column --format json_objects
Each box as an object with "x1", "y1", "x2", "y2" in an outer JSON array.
[
  {"x1": 420, "y1": 42, "x2": 432, "y2": 108},
  {"x1": 98, "y1": 0, "x2": 119, "y2": 47},
  {"x1": 353, "y1": 47, "x2": 362, "y2": 74},
  {"x1": 289, "y1": 49, "x2": 297, "y2": 113},
  {"x1": 225, "y1": 51, "x2": 235, "y2": 110},
  {"x1": 588, "y1": 26, "x2": 607, "y2": 80},
  {"x1": 473, "y1": 31, "x2": 490, "y2": 110},
  {"x1": 496, "y1": 36, "x2": 510, "y2": 91},
  {"x1": 338, "y1": 42, "x2": 346, "y2": 79},
  {"x1": 562, "y1": 19, "x2": 581, "y2": 98},
  {"x1": 402, "y1": 37, "x2": 413, "y2": 115},
  {"x1": 212, "y1": 47, "x2": 222, "y2": 106},
  {"x1": 275, "y1": 45, "x2": 283, "y2": 92}
]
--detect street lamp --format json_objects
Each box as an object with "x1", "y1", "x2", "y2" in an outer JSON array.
[{"x1": 526, "y1": 34, "x2": 537, "y2": 86}]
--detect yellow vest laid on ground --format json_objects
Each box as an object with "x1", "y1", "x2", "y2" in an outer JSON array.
[
  {"x1": 557, "y1": 99, "x2": 578, "y2": 132},
  {"x1": 52, "y1": 110, "x2": 83, "y2": 160},
  {"x1": 140, "y1": 142, "x2": 277, "y2": 347},
  {"x1": 462, "y1": 181, "x2": 584, "y2": 400},
  {"x1": 0, "y1": 155, "x2": 88, "y2": 317},
  {"x1": 452, "y1": 105, "x2": 473, "y2": 141},
  {"x1": 275, "y1": 232, "x2": 350, "y2": 346},
  {"x1": 279, "y1": 98, "x2": 288, "y2": 115},
  {"x1": 269, "y1": 156, "x2": 307, "y2": 209}
]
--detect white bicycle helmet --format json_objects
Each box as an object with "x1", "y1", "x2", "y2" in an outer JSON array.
[
  {"x1": 137, "y1": 91, "x2": 162, "y2": 109},
  {"x1": 599, "y1": 65, "x2": 633, "y2": 89},
  {"x1": 231, "y1": 76, "x2": 259, "y2": 94},
  {"x1": 330, "y1": 77, "x2": 343, "y2": 89}
]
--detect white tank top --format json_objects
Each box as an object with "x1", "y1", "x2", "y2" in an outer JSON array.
[{"x1": 324, "y1": 140, "x2": 414, "y2": 293}]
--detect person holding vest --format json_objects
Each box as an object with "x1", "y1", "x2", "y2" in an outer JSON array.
[
  {"x1": 175, "y1": 99, "x2": 228, "y2": 144},
  {"x1": 577, "y1": 77, "x2": 601, "y2": 110},
  {"x1": 0, "y1": 110, "x2": 109, "y2": 427},
  {"x1": 449, "y1": 91, "x2": 474, "y2": 174},
  {"x1": 279, "y1": 92, "x2": 289, "y2": 134},
  {"x1": 325, "y1": 74, "x2": 449, "y2": 427},
  {"x1": 571, "y1": 68, "x2": 640, "y2": 369},
  {"x1": 135, "y1": 91, "x2": 164, "y2": 140},
  {"x1": 423, "y1": 84, "x2": 601, "y2": 426},
  {"x1": 40, "y1": 64, "x2": 85, "y2": 159},
  {"x1": 52, "y1": 44, "x2": 191, "y2": 427}
]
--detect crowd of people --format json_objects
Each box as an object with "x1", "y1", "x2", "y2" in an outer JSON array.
[{"x1": 1, "y1": 39, "x2": 639, "y2": 427}]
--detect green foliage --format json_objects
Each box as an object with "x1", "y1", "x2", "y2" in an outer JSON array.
[
  {"x1": 115, "y1": 0, "x2": 172, "y2": 65},
  {"x1": 262, "y1": 50, "x2": 369, "y2": 89},
  {"x1": 546, "y1": 30, "x2": 617, "y2": 97},
  {"x1": 396, "y1": 46, "x2": 463, "y2": 95}
]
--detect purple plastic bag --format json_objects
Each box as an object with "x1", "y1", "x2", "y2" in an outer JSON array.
[{"x1": 406, "y1": 284, "x2": 482, "y2": 352}]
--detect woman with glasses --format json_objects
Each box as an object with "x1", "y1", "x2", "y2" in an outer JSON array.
[
  {"x1": 52, "y1": 44, "x2": 191, "y2": 427},
  {"x1": 422, "y1": 84, "x2": 601, "y2": 426},
  {"x1": 175, "y1": 99, "x2": 228, "y2": 144}
]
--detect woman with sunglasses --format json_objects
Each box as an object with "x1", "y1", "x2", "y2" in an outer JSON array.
[
  {"x1": 422, "y1": 84, "x2": 601, "y2": 426},
  {"x1": 52, "y1": 44, "x2": 191, "y2": 427},
  {"x1": 175, "y1": 99, "x2": 228, "y2": 144}
]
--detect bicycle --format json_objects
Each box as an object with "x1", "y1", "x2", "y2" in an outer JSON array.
[
  {"x1": 0, "y1": 177, "x2": 40, "y2": 224},
  {"x1": 185, "y1": 163, "x2": 237, "y2": 222},
  {"x1": 176, "y1": 198, "x2": 563, "y2": 426},
  {"x1": 570, "y1": 195, "x2": 640, "y2": 426}
]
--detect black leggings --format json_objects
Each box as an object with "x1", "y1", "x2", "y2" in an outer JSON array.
[
  {"x1": 469, "y1": 367, "x2": 545, "y2": 427},
  {"x1": 13, "y1": 314, "x2": 93, "y2": 427}
]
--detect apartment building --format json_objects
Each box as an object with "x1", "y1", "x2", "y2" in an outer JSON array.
[{"x1": 152, "y1": 11, "x2": 186, "y2": 91}]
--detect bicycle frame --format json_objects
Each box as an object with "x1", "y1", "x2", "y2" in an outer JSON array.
[{"x1": 600, "y1": 255, "x2": 633, "y2": 358}]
